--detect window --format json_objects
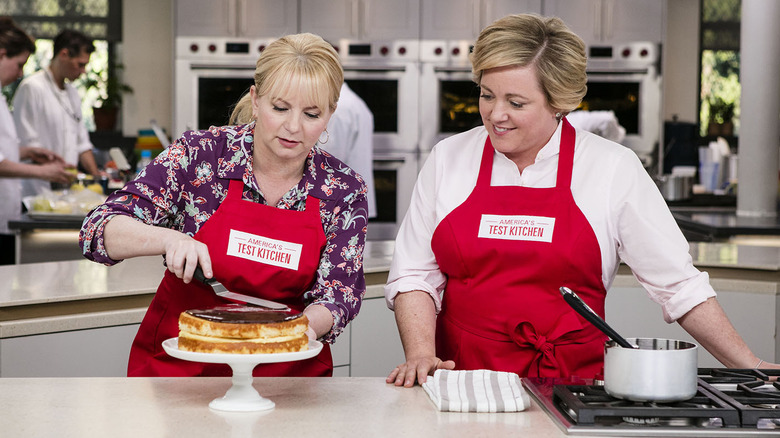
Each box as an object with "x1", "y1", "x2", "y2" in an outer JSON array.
[
  {"x1": 1, "y1": 0, "x2": 122, "y2": 130},
  {"x1": 699, "y1": 0, "x2": 741, "y2": 138}
]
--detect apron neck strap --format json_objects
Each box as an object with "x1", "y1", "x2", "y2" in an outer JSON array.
[
  {"x1": 556, "y1": 118, "x2": 576, "y2": 190},
  {"x1": 476, "y1": 118, "x2": 577, "y2": 190}
]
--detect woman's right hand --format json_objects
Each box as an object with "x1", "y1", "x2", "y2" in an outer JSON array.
[
  {"x1": 386, "y1": 356, "x2": 455, "y2": 387},
  {"x1": 163, "y1": 233, "x2": 212, "y2": 283}
]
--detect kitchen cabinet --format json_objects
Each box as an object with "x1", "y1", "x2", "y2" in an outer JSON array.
[
  {"x1": 605, "y1": 281, "x2": 780, "y2": 368},
  {"x1": 421, "y1": 0, "x2": 542, "y2": 40},
  {"x1": 174, "y1": 0, "x2": 298, "y2": 38},
  {"x1": 348, "y1": 286, "x2": 405, "y2": 377},
  {"x1": 543, "y1": 0, "x2": 665, "y2": 45},
  {"x1": 300, "y1": 0, "x2": 420, "y2": 42},
  {"x1": 0, "y1": 324, "x2": 139, "y2": 377}
]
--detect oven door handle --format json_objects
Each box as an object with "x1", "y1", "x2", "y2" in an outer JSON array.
[
  {"x1": 373, "y1": 156, "x2": 409, "y2": 169},
  {"x1": 343, "y1": 66, "x2": 408, "y2": 73}
]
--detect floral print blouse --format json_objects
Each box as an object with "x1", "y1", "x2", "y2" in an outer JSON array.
[{"x1": 79, "y1": 122, "x2": 369, "y2": 343}]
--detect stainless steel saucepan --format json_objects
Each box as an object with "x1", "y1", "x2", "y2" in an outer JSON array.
[
  {"x1": 559, "y1": 287, "x2": 698, "y2": 402},
  {"x1": 604, "y1": 337, "x2": 698, "y2": 402}
]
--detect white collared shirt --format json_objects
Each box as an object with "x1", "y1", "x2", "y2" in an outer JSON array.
[
  {"x1": 0, "y1": 95, "x2": 22, "y2": 234},
  {"x1": 385, "y1": 123, "x2": 715, "y2": 323},
  {"x1": 12, "y1": 68, "x2": 93, "y2": 196}
]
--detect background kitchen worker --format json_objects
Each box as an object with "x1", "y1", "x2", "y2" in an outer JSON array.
[
  {"x1": 385, "y1": 13, "x2": 779, "y2": 387},
  {"x1": 0, "y1": 17, "x2": 73, "y2": 265},
  {"x1": 12, "y1": 28, "x2": 101, "y2": 197},
  {"x1": 326, "y1": 82, "x2": 376, "y2": 217},
  {"x1": 80, "y1": 33, "x2": 368, "y2": 377}
]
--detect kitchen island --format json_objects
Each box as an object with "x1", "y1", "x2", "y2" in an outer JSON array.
[{"x1": 0, "y1": 376, "x2": 597, "y2": 438}]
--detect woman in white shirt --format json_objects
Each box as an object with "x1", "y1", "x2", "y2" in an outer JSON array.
[
  {"x1": 0, "y1": 17, "x2": 72, "y2": 264},
  {"x1": 385, "y1": 13, "x2": 778, "y2": 386}
]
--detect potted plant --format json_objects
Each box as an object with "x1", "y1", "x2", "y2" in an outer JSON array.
[
  {"x1": 83, "y1": 61, "x2": 133, "y2": 131},
  {"x1": 707, "y1": 97, "x2": 735, "y2": 137}
]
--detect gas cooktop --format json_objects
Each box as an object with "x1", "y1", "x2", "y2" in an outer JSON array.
[{"x1": 523, "y1": 368, "x2": 780, "y2": 437}]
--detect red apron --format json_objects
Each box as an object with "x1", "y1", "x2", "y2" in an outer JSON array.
[
  {"x1": 431, "y1": 119, "x2": 607, "y2": 378},
  {"x1": 128, "y1": 179, "x2": 331, "y2": 377}
]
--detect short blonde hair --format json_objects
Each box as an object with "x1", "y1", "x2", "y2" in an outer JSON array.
[
  {"x1": 230, "y1": 33, "x2": 343, "y2": 125},
  {"x1": 470, "y1": 14, "x2": 587, "y2": 114}
]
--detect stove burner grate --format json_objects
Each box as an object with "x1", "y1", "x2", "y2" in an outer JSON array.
[
  {"x1": 699, "y1": 379, "x2": 780, "y2": 427},
  {"x1": 553, "y1": 383, "x2": 742, "y2": 427}
]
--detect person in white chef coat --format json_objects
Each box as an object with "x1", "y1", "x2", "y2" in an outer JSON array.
[
  {"x1": 0, "y1": 17, "x2": 73, "y2": 264},
  {"x1": 325, "y1": 82, "x2": 376, "y2": 217},
  {"x1": 386, "y1": 13, "x2": 780, "y2": 387},
  {"x1": 12, "y1": 28, "x2": 101, "y2": 197}
]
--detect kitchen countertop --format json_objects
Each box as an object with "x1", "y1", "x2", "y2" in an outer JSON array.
[
  {"x1": 0, "y1": 376, "x2": 592, "y2": 438},
  {"x1": 672, "y1": 207, "x2": 780, "y2": 240},
  {"x1": 3, "y1": 239, "x2": 780, "y2": 338},
  {"x1": 0, "y1": 240, "x2": 394, "y2": 338}
]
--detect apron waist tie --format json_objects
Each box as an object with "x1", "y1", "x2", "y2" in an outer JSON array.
[{"x1": 509, "y1": 312, "x2": 605, "y2": 378}]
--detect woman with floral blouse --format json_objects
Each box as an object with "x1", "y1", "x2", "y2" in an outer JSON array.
[{"x1": 79, "y1": 33, "x2": 369, "y2": 377}]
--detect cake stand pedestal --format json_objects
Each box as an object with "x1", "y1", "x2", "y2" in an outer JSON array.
[{"x1": 162, "y1": 338, "x2": 323, "y2": 412}]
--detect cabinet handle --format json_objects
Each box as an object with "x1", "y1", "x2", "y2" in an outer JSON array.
[
  {"x1": 352, "y1": 0, "x2": 360, "y2": 38},
  {"x1": 237, "y1": 0, "x2": 247, "y2": 36},
  {"x1": 592, "y1": 0, "x2": 601, "y2": 40},
  {"x1": 472, "y1": 0, "x2": 481, "y2": 38},
  {"x1": 227, "y1": 0, "x2": 237, "y2": 36},
  {"x1": 604, "y1": 0, "x2": 614, "y2": 40}
]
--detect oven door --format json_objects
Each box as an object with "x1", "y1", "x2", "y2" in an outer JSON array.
[
  {"x1": 343, "y1": 64, "x2": 419, "y2": 154},
  {"x1": 368, "y1": 152, "x2": 418, "y2": 241},
  {"x1": 174, "y1": 60, "x2": 256, "y2": 137},
  {"x1": 583, "y1": 70, "x2": 661, "y2": 166},
  {"x1": 420, "y1": 64, "x2": 483, "y2": 153}
]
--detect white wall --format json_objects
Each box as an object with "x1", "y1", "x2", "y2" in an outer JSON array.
[{"x1": 121, "y1": 0, "x2": 174, "y2": 137}]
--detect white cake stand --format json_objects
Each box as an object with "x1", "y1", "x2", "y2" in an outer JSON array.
[{"x1": 162, "y1": 337, "x2": 323, "y2": 412}]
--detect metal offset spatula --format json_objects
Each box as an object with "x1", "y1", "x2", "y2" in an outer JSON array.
[{"x1": 193, "y1": 266, "x2": 290, "y2": 311}]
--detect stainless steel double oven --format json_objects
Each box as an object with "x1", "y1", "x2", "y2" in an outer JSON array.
[
  {"x1": 334, "y1": 39, "x2": 421, "y2": 241},
  {"x1": 174, "y1": 37, "x2": 421, "y2": 241}
]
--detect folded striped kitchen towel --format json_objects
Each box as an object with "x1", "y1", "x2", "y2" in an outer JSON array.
[{"x1": 422, "y1": 369, "x2": 531, "y2": 412}]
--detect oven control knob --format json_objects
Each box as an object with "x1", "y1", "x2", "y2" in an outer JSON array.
[
  {"x1": 380, "y1": 46, "x2": 389, "y2": 56},
  {"x1": 622, "y1": 48, "x2": 631, "y2": 58},
  {"x1": 208, "y1": 44, "x2": 217, "y2": 53},
  {"x1": 258, "y1": 44, "x2": 266, "y2": 53},
  {"x1": 452, "y1": 47, "x2": 460, "y2": 56},
  {"x1": 398, "y1": 46, "x2": 406, "y2": 55},
  {"x1": 434, "y1": 47, "x2": 443, "y2": 56},
  {"x1": 190, "y1": 43, "x2": 199, "y2": 53},
  {"x1": 640, "y1": 48, "x2": 649, "y2": 57}
]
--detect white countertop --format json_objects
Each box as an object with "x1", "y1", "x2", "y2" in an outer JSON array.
[{"x1": 0, "y1": 377, "x2": 588, "y2": 438}]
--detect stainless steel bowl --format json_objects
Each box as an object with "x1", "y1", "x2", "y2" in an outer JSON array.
[{"x1": 604, "y1": 337, "x2": 698, "y2": 402}]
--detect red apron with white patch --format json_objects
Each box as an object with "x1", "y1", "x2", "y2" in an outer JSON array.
[
  {"x1": 128, "y1": 179, "x2": 331, "y2": 377},
  {"x1": 431, "y1": 119, "x2": 607, "y2": 378}
]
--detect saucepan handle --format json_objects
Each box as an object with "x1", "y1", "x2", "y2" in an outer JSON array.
[{"x1": 559, "y1": 287, "x2": 637, "y2": 349}]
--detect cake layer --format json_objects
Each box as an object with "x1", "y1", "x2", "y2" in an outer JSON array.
[
  {"x1": 179, "y1": 306, "x2": 308, "y2": 339},
  {"x1": 178, "y1": 331, "x2": 308, "y2": 354}
]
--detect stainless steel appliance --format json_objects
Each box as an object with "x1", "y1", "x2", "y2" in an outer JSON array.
[
  {"x1": 523, "y1": 368, "x2": 780, "y2": 436},
  {"x1": 419, "y1": 39, "x2": 481, "y2": 154},
  {"x1": 334, "y1": 39, "x2": 421, "y2": 240},
  {"x1": 174, "y1": 36, "x2": 275, "y2": 137},
  {"x1": 419, "y1": 40, "x2": 663, "y2": 170},
  {"x1": 583, "y1": 41, "x2": 662, "y2": 168}
]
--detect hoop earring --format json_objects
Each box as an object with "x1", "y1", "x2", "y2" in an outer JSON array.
[{"x1": 318, "y1": 129, "x2": 330, "y2": 145}]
